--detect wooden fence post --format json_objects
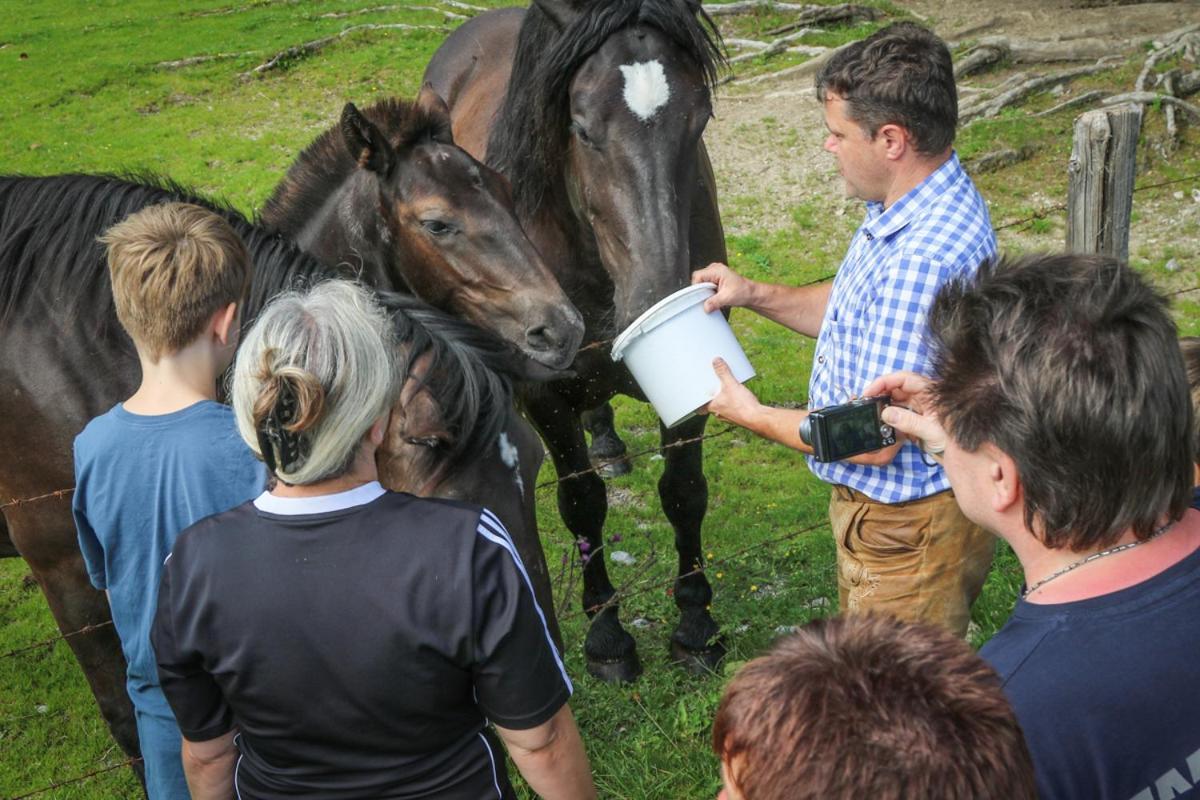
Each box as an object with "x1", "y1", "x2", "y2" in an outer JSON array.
[{"x1": 1066, "y1": 104, "x2": 1143, "y2": 261}]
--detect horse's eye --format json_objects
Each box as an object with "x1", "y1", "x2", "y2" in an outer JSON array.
[
  {"x1": 570, "y1": 121, "x2": 599, "y2": 150},
  {"x1": 421, "y1": 219, "x2": 456, "y2": 237}
]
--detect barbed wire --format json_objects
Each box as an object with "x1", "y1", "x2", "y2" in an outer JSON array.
[
  {"x1": 7, "y1": 757, "x2": 142, "y2": 800},
  {"x1": 0, "y1": 620, "x2": 114, "y2": 661},
  {"x1": 0, "y1": 487, "x2": 73, "y2": 511},
  {"x1": 561, "y1": 518, "x2": 830, "y2": 625}
]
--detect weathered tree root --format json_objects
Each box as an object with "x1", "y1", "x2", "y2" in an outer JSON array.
[
  {"x1": 726, "y1": 29, "x2": 825, "y2": 65},
  {"x1": 240, "y1": 23, "x2": 441, "y2": 79},
  {"x1": 155, "y1": 52, "x2": 258, "y2": 70},
  {"x1": 703, "y1": 1, "x2": 821, "y2": 14},
  {"x1": 961, "y1": 58, "x2": 1122, "y2": 124},
  {"x1": 955, "y1": 35, "x2": 1121, "y2": 79}
]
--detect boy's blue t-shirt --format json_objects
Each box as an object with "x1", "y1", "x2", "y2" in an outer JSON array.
[
  {"x1": 980, "y1": 529, "x2": 1200, "y2": 800},
  {"x1": 72, "y1": 400, "x2": 265, "y2": 713}
]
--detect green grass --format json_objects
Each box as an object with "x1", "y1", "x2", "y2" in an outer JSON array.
[{"x1": 2, "y1": 1, "x2": 1198, "y2": 798}]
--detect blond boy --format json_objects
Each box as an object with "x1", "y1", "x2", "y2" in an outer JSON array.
[{"x1": 72, "y1": 203, "x2": 265, "y2": 799}]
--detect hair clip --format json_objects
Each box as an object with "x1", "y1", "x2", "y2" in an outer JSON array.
[{"x1": 256, "y1": 380, "x2": 311, "y2": 475}]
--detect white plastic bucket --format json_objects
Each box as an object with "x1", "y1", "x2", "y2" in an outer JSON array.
[{"x1": 611, "y1": 282, "x2": 756, "y2": 428}]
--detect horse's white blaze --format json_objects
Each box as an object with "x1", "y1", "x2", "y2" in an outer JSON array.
[
  {"x1": 619, "y1": 60, "x2": 670, "y2": 121},
  {"x1": 498, "y1": 432, "x2": 525, "y2": 494}
]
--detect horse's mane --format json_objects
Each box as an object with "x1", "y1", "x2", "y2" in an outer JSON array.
[
  {"x1": 260, "y1": 97, "x2": 452, "y2": 238},
  {"x1": 487, "y1": 0, "x2": 725, "y2": 217},
  {"x1": 379, "y1": 292, "x2": 519, "y2": 478},
  {"x1": 0, "y1": 173, "x2": 336, "y2": 329}
]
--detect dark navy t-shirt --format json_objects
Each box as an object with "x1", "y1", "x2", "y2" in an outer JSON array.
[
  {"x1": 72, "y1": 401, "x2": 265, "y2": 714},
  {"x1": 152, "y1": 484, "x2": 572, "y2": 799},
  {"x1": 981, "y1": 520, "x2": 1200, "y2": 800}
]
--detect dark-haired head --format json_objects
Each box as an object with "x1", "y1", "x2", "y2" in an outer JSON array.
[
  {"x1": 1182, "y1": 337, "x2": 1200, "y2": 467},
  {"x1": 815, "y1": 22, "x2": 957, "y2": 156},
  {"x1": 928, "y1": 254, "x2": 1195, "y2": 551},
  {"x1": 713, "y1": 614, "x2": 1036, "y2": 800}
]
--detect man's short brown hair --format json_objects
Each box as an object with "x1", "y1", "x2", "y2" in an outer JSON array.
[
  {"x1": 929, "y1": 254, "x2": 1193, "y2": 551},
  {"x1": 712, "y1": 615, "x2": 1036, "y2": 800},
  {"x1": 815, "y1": 22, "x2": 957, "y2": 156},
  {"x1": 101, "y1": 202, "x2": 251, "y2": 360},
  {"x1": 1183, "y1": 337, "x2": 1200, "y2": 465}
]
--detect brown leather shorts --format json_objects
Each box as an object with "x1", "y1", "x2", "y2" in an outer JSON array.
[{"x1": 828, "y1": 487, "x2": 995, "y2": 637}]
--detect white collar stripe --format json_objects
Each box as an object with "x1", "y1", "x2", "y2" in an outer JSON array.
[
  {"x1": 478, "y1": 733, "x2": 502, "y2": 800},
  {"x1": 252, "y1": 481, "x2": 386, "y2": 516},
  {"x1": 475, "y1": 513, "x2": 574, "y2": 695}
]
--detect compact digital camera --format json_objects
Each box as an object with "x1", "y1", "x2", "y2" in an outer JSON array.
[{"x1": 799, "y1": 396, "x2": 896, "y2": 463}]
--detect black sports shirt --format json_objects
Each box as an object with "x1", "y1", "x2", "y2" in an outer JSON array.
[{"x1": 152, "y1": 482, "x2": 571, "y2": 799}]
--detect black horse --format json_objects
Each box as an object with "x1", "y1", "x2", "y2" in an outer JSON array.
[
  {"x1": 0, "y1": 173, "x2": 555, "y2": 783},
  {"x1": 424, "y1": 0, "x2": 729, "y2": 680}
]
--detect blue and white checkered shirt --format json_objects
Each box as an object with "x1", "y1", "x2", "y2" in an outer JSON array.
[{"x1": 807, "y1": 152, "x2": 996, "y2": 503}]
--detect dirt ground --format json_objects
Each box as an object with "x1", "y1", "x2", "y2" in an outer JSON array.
[{"x1": 705, "y1": 0, "x2": 1200, "y2": 259}]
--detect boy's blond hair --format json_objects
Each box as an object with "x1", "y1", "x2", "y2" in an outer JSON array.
[{"x1": 101, "y1": 202, "x2": 251, "y2": 360}]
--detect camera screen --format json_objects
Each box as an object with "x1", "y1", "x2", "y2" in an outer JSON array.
[{"x1": 825, "y1": 402, "x2": 882, "y2": 460}]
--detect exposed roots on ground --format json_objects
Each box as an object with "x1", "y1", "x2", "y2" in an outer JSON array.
[{"x1": 240, "y1": 23, "x2": 443, "y2": 78}]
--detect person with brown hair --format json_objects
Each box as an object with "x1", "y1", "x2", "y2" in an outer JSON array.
[
  {"x1": 693, "y1": 21, "x2": 995, "y2": 636},
  {"x1": 72, "y1": 202, "x2": 266, "y2": 799},
  {"x1": 712, "y1": 614, "x2": 1036, "y2": 800},
  {"x1": 867, "y1": 254, "x2": 1200, "y2": 799},
  {"x1": 151, "y1": 280, "x2": 596, "y2": 800},
  {"x1": 1182, "y1": 336, "x2": 1200, "y2": 510}
]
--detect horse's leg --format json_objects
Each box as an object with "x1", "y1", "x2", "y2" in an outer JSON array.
[
  {"x1": 582, "y1": 402, "x2": 630, "y2": 478},
  {"x1": 8, "y1": 507, "x2": 145, "y2": 790},
  {"x1": 660, "y1": 414, "x2": 725, "y2": 673},
  {"x1": 0, "y1": 513, "x2": 18, "y2": 558},
  {"x1": 525, "y1": 391, "x2": 642, "y2": 682}
]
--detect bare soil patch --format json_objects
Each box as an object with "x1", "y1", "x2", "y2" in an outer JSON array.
[{"x1": 706, "y1": 0, "x2": 1200, "y2": 264}]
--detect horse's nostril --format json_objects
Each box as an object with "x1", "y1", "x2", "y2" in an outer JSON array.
[{"x1": 525, "y1": 324, "x2": 560, "y2": 351}]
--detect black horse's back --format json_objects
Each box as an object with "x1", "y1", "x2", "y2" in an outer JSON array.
[{"x1": 0, "y1": 174, "x2": 330, "y2": 334}]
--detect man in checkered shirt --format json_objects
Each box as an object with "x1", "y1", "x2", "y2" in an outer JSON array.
[{"x1": 694, "y1": 22, "x2": 995, "y2": 636}]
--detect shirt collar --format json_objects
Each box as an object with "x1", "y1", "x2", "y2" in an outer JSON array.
[
  {"x1": 253, "y1": 481, "x2": 386, "y2": 516},
  {"x1": 862, "y1": 151, "x2": 965, "y2": 241}
]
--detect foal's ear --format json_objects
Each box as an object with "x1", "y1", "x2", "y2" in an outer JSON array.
[
  {"x1": 340, "y1": 102, "x2": 394, "y2": 176},
  {"x1": 416, "y1": 83, "x2": 454, "y2": 146},
  {"x1": 532, "y1": 0, "x2": 578, "y2": 28}
]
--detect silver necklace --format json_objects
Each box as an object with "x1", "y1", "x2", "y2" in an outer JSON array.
[{"x1": 1022, "y1": 521, "x2": 1174, "y2": 600}]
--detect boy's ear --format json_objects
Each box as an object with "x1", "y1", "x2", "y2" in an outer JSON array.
[{"x1": 213, "y1": 302, "x2": 239, "y2": 347}]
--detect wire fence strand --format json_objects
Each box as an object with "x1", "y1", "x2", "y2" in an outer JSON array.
[{"x1": 7, "y1": 757, "x2": 142, "y2": 800}]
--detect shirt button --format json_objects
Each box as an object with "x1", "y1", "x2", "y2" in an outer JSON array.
[
  {"x1": 864, "y1": 232, "x2": 874, "y2": 241},
  {"x1": 817, "y1": 355, "x2": 825, "y2": 364}
]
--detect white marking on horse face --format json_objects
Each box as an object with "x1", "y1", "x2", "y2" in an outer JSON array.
[{"x1": 619, "y1": 60, "x2": 671, "y2": 122}]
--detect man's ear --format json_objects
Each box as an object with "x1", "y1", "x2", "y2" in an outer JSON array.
[
  {"x1": 213, "y1": 302, "x2": 238, "y2": 347},
  {"x1": 876, "y1": 123, "x2": 909, "y2": 161},
  {"x1": 986, "y1": 444, "x2": 1022, "y2": 514}
]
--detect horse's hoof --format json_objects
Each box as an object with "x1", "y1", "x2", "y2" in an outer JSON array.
[
  {"x1": 594, "y1": 457, "x2": 632, "y2": 478},
  {"x1": 669, "y1": 638, "x2": 727, "y2": 676},
  {"x1": 586, "y1": 652, "x2": 643, "y2": 683}
]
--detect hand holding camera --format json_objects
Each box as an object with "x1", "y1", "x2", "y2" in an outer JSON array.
[
  {"x1": 799, "y1": 395, "x2": 897, "y2": 463},
  {"x1": 862, "y1": 371, "x2": 948, "y2": 458}
]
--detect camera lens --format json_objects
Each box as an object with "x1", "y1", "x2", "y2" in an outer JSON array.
[{"x1": 799, "y1": 417, "x2": 813, "y2": 445}]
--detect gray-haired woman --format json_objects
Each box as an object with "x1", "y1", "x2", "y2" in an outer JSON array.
[{"x1": 151, "y1": 281, "x2": 595, "y2": 800}]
